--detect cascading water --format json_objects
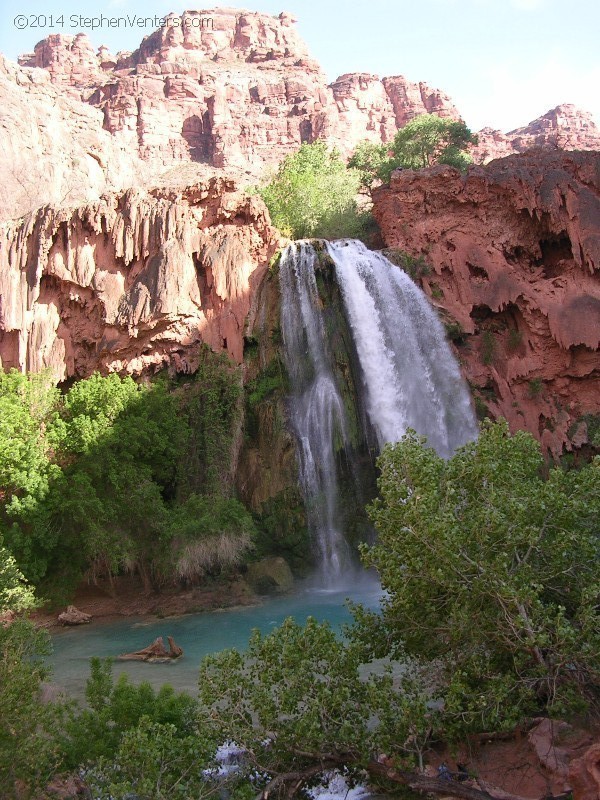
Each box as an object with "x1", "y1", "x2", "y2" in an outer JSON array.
[
  {"x1": 327, "y1": 240, "x2": 478, "y2": 457},
  {"x1": 280, "y1": 239, "x2": 477, "y2": 581},
  {"x1": 279, "y1": 242, "x2": 353, "y2": 582}
]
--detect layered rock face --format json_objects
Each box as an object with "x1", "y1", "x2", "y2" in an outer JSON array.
[
  {"x1": 4, "y1": 9, "x2": 599, "y2": 222},
  {"x1": 0, "y1": 178, "x2": 279, "y2": 381},
  {"x1": 3, "y1": 9, "x2": 461, "y2": 221},
  {"x1": 0, "y1": 55, "x2": 151, "y2": 220},
  {"x1": 373, "y1": 151, "x2": 600, "y2": 455},
  {"x1": 473, "y1": 104, "x2": 600, "y2": 163},
  {"x1": 15, "y1": 9, "x2": 460, "y2": 178}
]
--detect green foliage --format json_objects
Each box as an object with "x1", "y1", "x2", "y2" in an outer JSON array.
[
  {"x1": 253, "y1": 488, "x2": 311, "y2": 572},
  {"x1": 480, "y1": 330, "x2": 496, "y2": 365},
  {"x1": 507, "y1": 327, "x2": 523, "y2": 351},
  {"x1": 0, "y1": 369, "x2": 60, "y2": 516},
  {"x1": 84, "y1": 717, "x2": 216, "y2": 800},
  {"x1": 381, "y1": 248, "x2": 431, "y2": 280},
  {"x1": 381, "y1": 115, "x2": 477, "y2": 178},
  {"x1": 347, "y1": 140, "x2": 388, "y2": 190},
  {"x1": 0, "y1": 356, "x2": 250, "y2": 598},
  {"x1": 361, "y1": 420, "x2": 600, "y2": 734},
  {"x1": 352, "y1": 115, "x2": 477, "y2": 187},
  {"x1": 0, "y1": 534, "x2": 37, "y2": 613},
  {"x1": 444, "y1": 320, "x2": 466, "y2": 344},
  {"x1": 257, "y1": 142, "x2": 366, "y2": 239},
  {"x1": 178, "y1": 346, "x2": 243, "y2": 497},
  {"x1": 0, "y1": 619, "x2": 70, "y2": 798},
  {"x1": 64, "y1": 658, "x2": 199, "y2": 768},
  {"x1": 198, "y1": 617, "x2": 430, "y2": 790},
  {"x1": 528, "y1": 377, "x2": 544, "y2": 397},
  {"x1": 169, "y1": 494, "x2": 256, "y2": 580}
]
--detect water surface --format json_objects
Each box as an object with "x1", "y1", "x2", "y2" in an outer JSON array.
[{"x1": 49, "y1": 580, "x2": 382, "y2": 700}]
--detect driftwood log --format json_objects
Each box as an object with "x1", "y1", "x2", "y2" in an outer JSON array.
[{"x1": 117, "y1": 635, "x2": 183, "y2": 662}]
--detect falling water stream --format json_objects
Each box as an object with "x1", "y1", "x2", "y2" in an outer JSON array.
[
  {"x1": 279, "y1": 239, "x2": 477, "y2": 581},
  {"x1": 48, "y1": 238, "x2": 475, "y2": 703}
]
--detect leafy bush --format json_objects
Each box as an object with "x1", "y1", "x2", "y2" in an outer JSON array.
[
  {"x1": 361, "y1": 420, "x2": 600, "y2": 734},
  {"x1": 351, "y1": 114, "x2": 477, "y2": 187},
  {"x1": 480, "y1": 330, "x2": 496, "y2": 365},
  {"x1": 257, "y1": 142, "x2": 367, "y2": 239},
  {"x1": 0, "y1": 619, "x2": 70, "y2": 798},
  {"x1": 169, "y1": 494, "x2": 256, "y2": 581},
  {"x1": 64, "y1": 658, "x2": 199, "y2": 768}
]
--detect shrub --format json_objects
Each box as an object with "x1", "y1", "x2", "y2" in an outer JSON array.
[{"x1": 256, "y1": 142, "x2": 365, "y2": 239}]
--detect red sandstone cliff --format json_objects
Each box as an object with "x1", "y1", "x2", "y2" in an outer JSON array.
[
  {"x1": 3, "y1": 9, "x2": 599, "y2": 222},
  {"x1": 373, "y1": 150, "x2": 600, "y2": 456},
  {"x1": 0, "y1": 178, "x2": 279, "y2": 380},
  {"x1": 473, "y1": 104, "x2": 600, "y2": 164}
]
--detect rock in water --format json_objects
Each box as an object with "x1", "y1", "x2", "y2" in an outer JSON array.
[
  {"x1": 58, "y1": 605, "x2": 92, "y2": 625},
  {"x1": 118, "y1": 636, "x2": 184, "y2": 662}
]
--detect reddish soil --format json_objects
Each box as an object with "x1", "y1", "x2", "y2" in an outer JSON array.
[{"x1": 33, "y1": 573, "x2": 259, "y2": 629}]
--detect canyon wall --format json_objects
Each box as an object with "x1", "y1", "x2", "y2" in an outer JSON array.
[
  {"x1": 6, "y1": 8, "x2": 598, "y2": 221},
  {"x1": 373, "y1": 150, "x2": 600, "y2": 456},
  {"x1": 0, "y1": 178, "x2": 279, "y2": 381}
]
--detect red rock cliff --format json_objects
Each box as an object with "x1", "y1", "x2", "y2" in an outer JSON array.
[
  {"x1": 0, "y1": 178, "x2": 279, "y2": 381},
  {"x1": 373, "y1": 150, "x2": 600, "y2": 455},
  {"x1": 5, "y1": 9, "x2": 599, "y2": 221}
]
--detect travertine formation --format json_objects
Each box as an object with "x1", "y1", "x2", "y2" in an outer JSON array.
[
  {"x1": 373, "y1": 150, "x2": 600, "y2": 455},
  {"x1": 0, "y1": 178, "x2": 279, "y2": 380}
]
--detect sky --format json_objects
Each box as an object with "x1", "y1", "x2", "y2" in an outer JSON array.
[{"x1": 0, "y1": 0, "x2": 598, "y2": 132}]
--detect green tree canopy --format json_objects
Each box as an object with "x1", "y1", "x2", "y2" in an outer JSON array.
[
  {"x1": 257, "y1": 142, "x2": 365, "y2": 239},
  {"x1": 350, "y1": 114, "x2": 478, "y2": 187},
  {"x1": 361, "y1": 419, "x2": 600, "y2": 734}
]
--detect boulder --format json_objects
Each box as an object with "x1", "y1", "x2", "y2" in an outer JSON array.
[
  {"x1": 118, "y1": 635, "x2": 183, "y2": 662},
  {"x1": 246, "y1": 556, "x2": 294, "y2": 594},
  {"x1": 569, "y1": 742, "x2": 600, "y2": 800},
  {"x1": 57, "y1": 605, "x2": 92, "y2": 625}
]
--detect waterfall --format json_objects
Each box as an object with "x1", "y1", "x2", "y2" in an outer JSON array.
[
  {"x1": 279, "y1": 242, "x2": 352, "y2": 581},
  {"x1": 327, "y1": 240, "x2": 477, "y2": 458},
  {"x1": 279, "y1": 239, "x2": 477, "y2": 581}
]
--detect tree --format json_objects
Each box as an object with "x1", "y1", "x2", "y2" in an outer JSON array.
[
  {"x1": 197, "y1": 616, "x2": 534, "y2": 800},
  {"x1": 0, "y1": 537, "x2": 36, "y2": 614},
  {"x1": 347, "y1": 140, "x2": 388, "y2": 190},
  {"x1": 351, "y1": 115, "x2": 478, "y2": 187},
  {"x1": 361, "y1": 420, "x2": 600, "y2": 735},
  {"x1": 257, "y1": 142, "x2": 365, "y2": 239}
]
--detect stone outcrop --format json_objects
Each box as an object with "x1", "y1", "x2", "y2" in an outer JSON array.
[
  {"x1": 0, "y1": 55, "x2": 150, "y2": 220},
  {"x1": 373, "y1": 150, "x2": 600, "y2": 455},
  {"x1": 472, "y1": 104, "x2": 600, "y2": 164},
  {"x1": 118, "y1": 635, "x2": 183, "y2": 661},
  {"x1": 57, "y1": 605, "x2": 92, "y2": 625},
  {"x1": 246, "y1": 556, "x2": 294, "y2": 594},
  {"x1": 569, "y1": 742, "x2": 600, "y2": 800},
  {"x1": 3, "y1": 9, "x2": 461, "y2": 221},
  {"x1": 3, "y1": 11, "x2": 598, "y2": 221},
  {"x1": 0, "y1": 178, "x2": 279, "y2": 380}
]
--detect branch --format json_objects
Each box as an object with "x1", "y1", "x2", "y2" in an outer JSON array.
[
  {"x1": 366, "y1": 760, "x2": 536, "y2": 800},
  {"x1": 255, "y1": 763, "x2": 336, "y2": 800}
]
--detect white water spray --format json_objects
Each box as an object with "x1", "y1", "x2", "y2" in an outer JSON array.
[
  {"x1": 280, "y1": 239, "x2": 477, "y2": 579},
  {"x1": 327, "y1": 240, "x2": 477, "y2": 457}
]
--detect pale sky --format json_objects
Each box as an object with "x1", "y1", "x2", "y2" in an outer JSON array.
[{"x1": 1, "y1": 0, "x2": 598, "y2": 132}]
